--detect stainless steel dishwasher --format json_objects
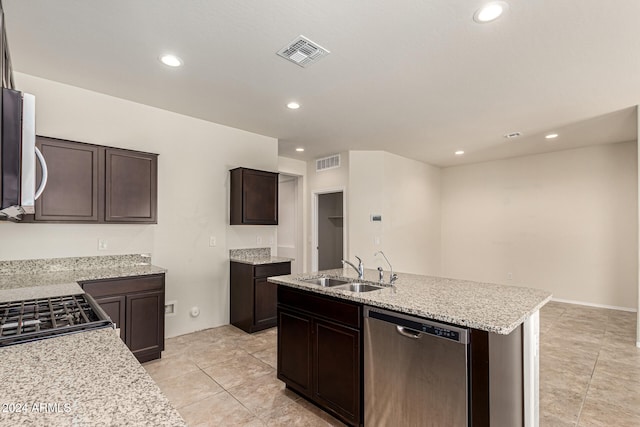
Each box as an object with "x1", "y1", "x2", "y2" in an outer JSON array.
[{"x1": 364, "y1": 306, "x2": 469, "y2": 426}]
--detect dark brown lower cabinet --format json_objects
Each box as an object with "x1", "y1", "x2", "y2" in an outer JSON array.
[
  {"x1": 93, "y1": 294, "x2": 126, "y2": 341},
  {"x1": 277, "y1": 286, "x2": 361, "y2": 426},
  {"x1": 230, "y1": 261, "x2": 291, "y2": 333},
  {"x1": 81, "y1": 274, "x2": 165, "y2": 363}
]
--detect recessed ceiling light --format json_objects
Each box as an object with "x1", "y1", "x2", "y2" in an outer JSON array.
[
  {"x1": 296, "y1": 148, "x2": 305, "y2": 152},
  {"x1": 287, "y1": 102, "x2": 300, "y2": 110},
  {"x1": 474, "y1": 1, "x2": 508, "y2": 23},
  {"x1": 545, "y1": 133, "x2": 559, "y2": 139},
  {"x1": 455, "y1": 150, "x2": 465, "y2": 156},
  {"x1": 159, "y1": 54, "x2": 182, "y2": 67},
  {"x1": 504, "y1": 131, "x2": 522, "y2": 139}
]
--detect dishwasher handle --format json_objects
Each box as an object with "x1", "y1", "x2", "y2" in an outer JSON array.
[{"x1": 396, "y1": 326, "x2": 421, "y2": 339}]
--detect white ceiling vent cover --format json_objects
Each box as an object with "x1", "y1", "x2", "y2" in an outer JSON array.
[
  {"x1": 316, "y1": 154, "x2": 340, "y2": 172},
  {"x1": 277, "y1": 35, "x2": 330, "y2": 68}
]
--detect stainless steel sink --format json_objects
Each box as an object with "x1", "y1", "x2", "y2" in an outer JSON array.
[
  {"x1": 303, "y1": 277, "x2": 350, "y2": 287},
  {"x1": 333, "y1": 283, "x2": 384, "y2": 293}
]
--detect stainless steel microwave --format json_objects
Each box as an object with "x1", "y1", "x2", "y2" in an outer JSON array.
[{"x1": 0, "y1": 87, "x2": 47, "y2": 221}]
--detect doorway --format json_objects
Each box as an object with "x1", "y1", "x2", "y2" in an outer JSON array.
[
  {"x1": 313, "y1": 190, "x2": 345, "y2": 271},
  {"x1": 277, "y1": 174, "x2": 303, "y2": 274}
]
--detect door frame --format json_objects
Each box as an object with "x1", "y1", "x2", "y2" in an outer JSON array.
[
  {"x1": 312, "y1": 187, "x2": 347, "y2": 272},
  {"x1": 277, "y1": 173, "x2": 304, "y2": 274}
]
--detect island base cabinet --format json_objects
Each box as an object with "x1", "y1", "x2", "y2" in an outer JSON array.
[
  {"x1": 277, "y1": 286, "x2": 362, "y2": 426},
  {"x1": 314, "y1": 319, "x2": 360, "y2": 424},
  {"x1": 81, "y1": 274, "x2": 165, "y2": 363},
  {"x1": 277, "y1": 310, "x2": 312, "y2": 396}
]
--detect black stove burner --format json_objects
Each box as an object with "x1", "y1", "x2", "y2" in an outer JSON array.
[{"x1": 0, "y1": 294, "x2": 113, "y2": 346}]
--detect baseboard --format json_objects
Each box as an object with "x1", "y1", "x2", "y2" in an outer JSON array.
[{"x1": 551, "y1": 297, "x2": 637, "y2": 312}]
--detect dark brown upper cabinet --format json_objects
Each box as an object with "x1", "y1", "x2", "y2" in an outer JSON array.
[
  {"x1": 230, "y1": 167, "x2": 278, "y2": 225},
  {"x1": 35, "y1": 138, "x2": 100, "y2": 222},
  {"x1": 32, "y1": 136, "x2": 158, "y2": 224},
  {"x1": 105, "y1": 148, "x2": 157, "y2": 223}
]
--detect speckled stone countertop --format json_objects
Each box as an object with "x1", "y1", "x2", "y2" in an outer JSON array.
[
  {"x1": 229, "y1": 247, "x2": 293, "y2": 265},
  {"x1": 0, "y1": 255, "x2": 166, "y2": 303},
  {"x1": 0, "y1": 328, "x2": 185, "y2": 426},
  {"x1": 269, "y1": 268, "x2": 552, "y2": 335}
]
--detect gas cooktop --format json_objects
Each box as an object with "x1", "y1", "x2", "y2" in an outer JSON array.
[{"x1": 0, "y1": 293, "x2": 113, "y2": 347}]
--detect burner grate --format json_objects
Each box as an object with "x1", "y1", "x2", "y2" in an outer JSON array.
[{"x1": 0, "y1": 294, "x2": 112, "y2": 346}]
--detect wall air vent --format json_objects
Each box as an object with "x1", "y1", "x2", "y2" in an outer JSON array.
[
  {"x1": 316, "y1": 154, "x2": 341, "y2": 172},
  {"x1": 277, "y1": 35, "x2": 330, "y2": 68}
]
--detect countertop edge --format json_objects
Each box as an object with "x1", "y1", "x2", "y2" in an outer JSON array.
[
  {"x1": 229, "y1": 257, "x2": 293, "y2": 265},
  {"x1": 269, "y1": 272, "x2": 552, "y2": 335}
]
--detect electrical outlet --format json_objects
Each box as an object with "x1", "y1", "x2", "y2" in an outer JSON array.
[
  {"x1": 257, "y1": 236, "x2": 263, "y2": 245},
  {"x1": 98, "y1": 239, "x2": 108, "y2": 251},
  {"x1": 165, "y1": 301, "x2": 177, "y2": 317},
  {"x1": 374, "y1": 236, "x2": 381, "y2": 245},
  {"x1": 507, "y1": 272, "x2": 513, "y2": 280},
  {"x1": 209, "y1": 236, "x2": 217, "y2": 247}
]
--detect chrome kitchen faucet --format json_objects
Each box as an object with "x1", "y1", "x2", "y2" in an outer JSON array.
[{"x1": 342, "y1": 256, "x2": 364, "y2": 280}]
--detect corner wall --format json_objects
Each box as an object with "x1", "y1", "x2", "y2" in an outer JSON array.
[
  {"x1": 348, "y1": 151, "x2": 441, "y2": 275},
  {"x1": 1, "y1": 73, "x2": 279, "y2": 337},
  {"x1": 441, "y1": 142, "x2": 638, "y2": 310}
]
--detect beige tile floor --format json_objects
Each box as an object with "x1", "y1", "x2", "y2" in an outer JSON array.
[{"x1": 144, "y1": 301, "x2": 640, "y2": 426}]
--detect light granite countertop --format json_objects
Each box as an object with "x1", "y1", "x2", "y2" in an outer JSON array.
[
  {"x1": 229, "y1": 247, "x2": 293, "y2": 265},
  {"x1": 0, "y1": 328, "x2": 185, "y2": 426},
  {"x1": 268, "y1": 268, "x2": 552, "y2": 335},
  {"x1": 0, "y1": 255, "x2": 182, "y2": 425},
  {"x1": 0, "y1": 264, "x2": 166, "y2": 303},
  {"x1": 230, "y1": 256, "x2": 294, "y2": 265}
]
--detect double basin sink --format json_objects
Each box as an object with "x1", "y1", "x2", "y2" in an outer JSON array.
[{"x1": 302, "y1": 277, "x2": 384, "y2": 293}]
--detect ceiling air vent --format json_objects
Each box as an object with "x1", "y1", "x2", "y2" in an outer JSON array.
[
  {"x1": 277, "y1": 35, "x2": 330, "y2": 68},
  {"x1": 316, "y1": 154, "x2": 340, "y2": 172}
]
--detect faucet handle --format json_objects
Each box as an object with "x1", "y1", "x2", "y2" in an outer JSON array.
[
  {"x1": 390, "y1": 273, "x2": 398, "y2": 285},
  {"x1": 377, "y1": 266, "x2": 384, "y2": 283}
]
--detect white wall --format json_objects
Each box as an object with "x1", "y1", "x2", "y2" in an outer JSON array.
[
  {"x1": 441, "y1": 142, "x2": 638, "y2": 310},
  {"x1": 348, "y1": 151, "x2": 441, "y2": 275},
  {"x1": 306, "y1": 152, "x2": 350, "y2": 271},
  {"x1": 1, "y1": 73, "x2": 279, "y2": 337}
]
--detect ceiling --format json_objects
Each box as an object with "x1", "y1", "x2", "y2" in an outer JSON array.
[{"x1": 3, "y1": 0, "x2": 639, "y2": 167}]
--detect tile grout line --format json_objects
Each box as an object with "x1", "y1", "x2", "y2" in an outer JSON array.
[{"x1": 574, "y1": 333, "x2": 604, "y2": 426}]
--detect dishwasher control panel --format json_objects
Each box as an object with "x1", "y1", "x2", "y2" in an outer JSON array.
[{"x1": 365, "y1": 306, "x2": 469, "y2": 344}]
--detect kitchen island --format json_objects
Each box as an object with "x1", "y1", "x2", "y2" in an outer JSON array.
[
  {"x1": 269, "y1": 268, "x2": 552, "y2": 427},
  {"x1": 0, "y1": 254, "x2": 185, "y2": 426}
]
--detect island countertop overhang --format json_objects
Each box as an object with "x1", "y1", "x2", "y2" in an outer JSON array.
[{"x1": 268, "y1": 268, "x2": 552, "y2": 335}]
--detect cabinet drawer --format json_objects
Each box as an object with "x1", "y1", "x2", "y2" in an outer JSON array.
[
  {"x1": 278, "y1": 286, "x2": 361, "y2": 329},
  {"x1": 255, "y1": 262, "x2": 291, "y2": 278},
  {"x1": 82, "y1": 274, "x2": 164, "y2": 298}
]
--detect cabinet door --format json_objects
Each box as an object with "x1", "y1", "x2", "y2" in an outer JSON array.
[
  {"x1": 313, "y1": 318, "x2": 361, "y2": 424},
  {"x1": 95, "y1": 295, "x2": 126, "y2": 341},
  {"x1": 277, "y1": 309, "x2": 312, "y2": 397},
  {"x1": 105, "y1": 148, "x2": 157, "y2": 223},
  {"x1": 242, "y1": 169, "x2": 277, "y2": 224},
  {"x1": 254, "y1": 277, "x2": 277, "y2": 328},
  {"x1": 35, "y1": 137, "x2": 99, "y2": 222},
  {"x1": 126, "y1": 290, "x2": 164, "y2": 362}
]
